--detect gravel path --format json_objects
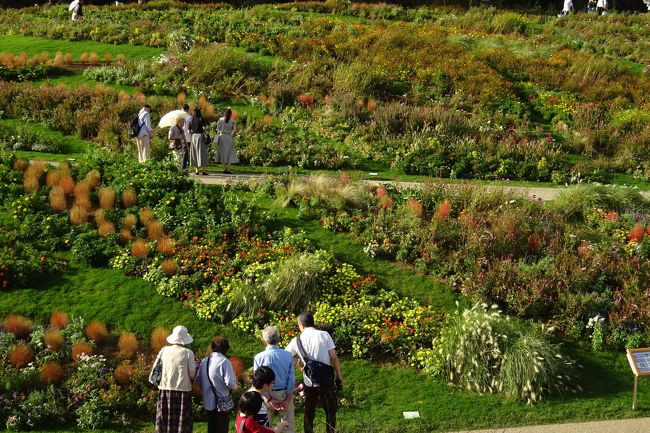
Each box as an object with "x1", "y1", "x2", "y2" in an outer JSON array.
[
  {"x1": 191, "y1": 172, "x2": 650, "y2": 201},
  {"x1": 453, "y1": 417, "x2": 650, "y2": 433}
]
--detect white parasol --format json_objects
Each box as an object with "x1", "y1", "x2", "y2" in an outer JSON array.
[
  {"x1": 158, "y1": 110, "x2": 188, "y2": 128},
  {"x1": 68, "y1": 0, "x2": 79, "y2": 11}
]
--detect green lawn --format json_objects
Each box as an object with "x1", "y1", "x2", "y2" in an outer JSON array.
[
  {"x1": 33, "y1": 72, "x2": 138, "y2": 94},
  {"x1": 1, "y1": 118, "x2": 90, "y2": 157},
  {"x1": 0, "y1": 35, "x2": 163, "y2": 61}
]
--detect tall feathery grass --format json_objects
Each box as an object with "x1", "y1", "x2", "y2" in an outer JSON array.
[{"x1": 434, "y1": 304, "x2": 577, "y2": 404}]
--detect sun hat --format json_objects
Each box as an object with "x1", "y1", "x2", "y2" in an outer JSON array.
[{"x1": 166, "y1": 325, "x2": 193, "y2": 345}]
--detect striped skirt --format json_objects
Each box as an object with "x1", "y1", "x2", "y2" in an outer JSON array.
[{"x1": 155, "y1": 390, "x2": 193, "y2": 433}]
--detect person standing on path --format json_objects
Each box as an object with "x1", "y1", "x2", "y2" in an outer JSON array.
[
  {"x1": 151, "y1": 325, "x2": 196, "y2": 433},
  {"x1": 136, "y1": 104, "x2": 153, "y2": 163},
  {"x1": 189, "y1": 107, "x2": 209, "y2": 175},
  {"x1": 285, "y1": 313, "x2": 343, "y2": 433},
  {"x1": 215, "y1": 108, "x2": 238, "y2": 174},
  {"x1": 254, "y1": 326, "x2": 296, "y2": 433},
  {"x1": 169, "y1": 117, "x2": 186, "y2": 169},
  {"x1": 195, "y1": 336, "x2": 238, "y2": 433},
  {"x1": 180, "y1": 104, "x2": 192, "y2": 171}
]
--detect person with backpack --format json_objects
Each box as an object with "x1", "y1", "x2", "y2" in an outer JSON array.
[
  {"x1": 285, "y1": 313, "x2": 343, "y2": 433},
  {"x1": 134, "y1": 104, "x2": 153, "y2": 163}
]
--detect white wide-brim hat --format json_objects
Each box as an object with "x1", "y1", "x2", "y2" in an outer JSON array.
[{"x1": 167, "y1": 325, "x2": 193, "y2": 345}]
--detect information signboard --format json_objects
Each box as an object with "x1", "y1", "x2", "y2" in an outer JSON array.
[{"x1": 626, "y1": 348, "x2": 650, "y2": 409}]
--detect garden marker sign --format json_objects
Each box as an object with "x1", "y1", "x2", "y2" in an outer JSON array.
[{"x1": 626, "y1": 348, "x2": 650, "y2": 409}]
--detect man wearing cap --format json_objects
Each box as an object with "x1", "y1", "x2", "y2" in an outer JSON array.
[
  {"x1": 253, "y1": 326, "x2": 296, "y2": 433},
  {"x1": 151, "y1": 325, "x2": 196, "y2": 433}
]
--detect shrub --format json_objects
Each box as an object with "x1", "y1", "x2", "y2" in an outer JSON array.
[
  {"x1": 230, "y1": 356, "x2": 244, "y2": 381},
  {"x1": 70, "y1": 205, "x2": 88, "y2": 225},
  {"x1": 118, "y1": 331, "x2": 138, "y2": 358},
  {"x1": 85, "y1": 169, "x2": 101, "y2": 189},
  {"x1": 3, "y1": 314, "x2": 33, "y2": 338},
  {"x1": 146, "y1": 220, "x2": 164, "y2": 240},
  {"x1": 121, "y1": 187, "x2": 137, "y2": 208},
  {"x1": 44, "y1": 330, "x2": 64, "y2": 351},
  {"x1": 139, "y1": 206, "x2": 155, "y2": 224},
  {"x1": 150, "y1": 327, "x2": 169, "y2": 352},
  {"x1": 40, "y1": 362, "x2": 65, "y2": 384},
  {"x1": 131, "y1": 239, "x2": 150, "y2": 258},
  {"x1": 98, "y1": 187, "x2": 115, "y2": 209},
  {"x1": 88, "y1": 53, "x2": 99, "y2": 66},
  {"x1": 85, "y1": 320, "x2": 108, "y2": 343},
  {"x1": 71, "y1": 341, "x2": 94, "y2": 361},
  {"x1": 123, "y1": 213, "x2": 137, "y2": 229},
  {"x1": 50, "y1": 310, "x2": 68, "y2": 329},
  {"x1": 156, "y1": 237, "x2": 175, "y2": 256},
  {"x1": 49, "y1": 186, "x2": 66, "y2": 213},
  {"x1": 114, "y1": 361, "x2": 134, "y2": 385},
  {"x1": 9, "y1": 343, "x2": 34, "y2": 368},
  {"x1": 161, "y1": 259, "x2": 178, "y2": 276},
  {"x1": 59, "y1": 173, "x2": 75, "y2": 195},
  {"x1": 97, "y1": 222, "x2": 115, "y2": 237},
  {"x1": 79, "y1": 53, "x2": 89, "y2": 64},
  {"x1": 64, "y1": 53, "x2": 73, "y2": 64}
]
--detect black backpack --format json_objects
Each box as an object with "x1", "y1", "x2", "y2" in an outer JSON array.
[{"x1": 128, "y1": 116, "x2": 143, "y2": 138}]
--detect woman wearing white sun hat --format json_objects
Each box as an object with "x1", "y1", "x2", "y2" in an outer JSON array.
[{"x1": 151, "y1": 325, "x2": 196, "y2": 433}]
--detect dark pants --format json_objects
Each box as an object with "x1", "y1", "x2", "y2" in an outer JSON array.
[
  {"x1": 304, "y1": 385, "x2": 337, "y2": 433},
  {"x1": 207, "y1": 410, "x2": 230, "y2": 433}
]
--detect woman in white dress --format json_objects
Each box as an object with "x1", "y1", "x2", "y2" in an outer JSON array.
[{"x1": 214, "y1": 108, "x2": 238, "y2": 174}]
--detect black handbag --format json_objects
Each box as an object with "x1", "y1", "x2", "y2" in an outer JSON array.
[{"x1": 296, "y1": 336, "x2": 335, "y2": 387}]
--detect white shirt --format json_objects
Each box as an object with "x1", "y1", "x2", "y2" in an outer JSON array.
[
  {"x1": 596, "y1": 0, "x2": 606, "y2": 8},
  {"x1": 562, "y1": 0, "x2": 573, "y2": 12},
  {"x1": 183, "y1": 113, "x2": 192, "y2": 142},
  {"x1": 137, "y1": 108, "x2": 152, "y2": 138},
  {"x1": 286, "y1": 327, "x2": 335, "y2": 387}
]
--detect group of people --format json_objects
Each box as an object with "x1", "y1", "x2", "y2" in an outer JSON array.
[
  {"x1": 134, "y1": 104, "x2": 239, "y2": 175},
  {"x1": 559, "y1": 0, "x2": 609, "y2": 16},
  {"x1": 151, "y1": 312, "x2": 344, "y2": 433}
]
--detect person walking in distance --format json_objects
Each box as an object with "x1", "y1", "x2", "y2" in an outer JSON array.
[
  {"x1": 136, "y1": 104, "x2": 153, "y2": 163},
  {"x1": 285, "y1": 313, "x2": 343, "y2": 433},
  {"x1": 253, "y1": 326, "x2": 296, "y2": 433}
]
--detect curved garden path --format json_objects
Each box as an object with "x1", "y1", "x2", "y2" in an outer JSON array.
[{"x1": 191, "y1": 172, "x2": 650, "y2": 201}]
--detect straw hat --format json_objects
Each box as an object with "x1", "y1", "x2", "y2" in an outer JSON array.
[{"x1": 166, "y1": 325, "x2": 193, "y2": 345}]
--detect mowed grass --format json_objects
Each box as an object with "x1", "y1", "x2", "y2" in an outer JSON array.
[
  {"x1": 0, "y1": 34, "x2": 163, "y2": 61},
  {"x1": 1, "y1": 263, "x2": 650, "y2": 432},
  {"x1": 33, "y1": 72, "x2": 138, "y2": 94},
  {"x1": 1, "y1": 118, "x2": 90, "y2": 157}
]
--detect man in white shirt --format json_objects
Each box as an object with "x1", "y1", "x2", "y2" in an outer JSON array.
[
  {"x1": 136, "y1": 104, "x2": 153, "y2": 163},
  {"x1": 181, "y1": 103, "x2": 192, "y2": 171},
  {"x1": 285, "y1": 312, "x2": 343, "y2": 433}
]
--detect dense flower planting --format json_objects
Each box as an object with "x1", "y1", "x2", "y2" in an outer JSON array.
[
  {"x1": 269, "y1": 175, "x2": 650, "y2": 350},
  {"x1": 2, "y1": 4, "x2": 650, "y2": 179}
]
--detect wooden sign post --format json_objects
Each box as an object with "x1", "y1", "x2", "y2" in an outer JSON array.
[{"x1": 626, "y1": 348, "x2": 650, "y2": 409}]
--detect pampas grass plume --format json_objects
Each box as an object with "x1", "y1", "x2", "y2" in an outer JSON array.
[
  {"x1": 13, "y1": 159, "x2": 28, "y2": 171},
  {"x1": 123, "y1": 213, "x2": 137, "y2": 229},
  {"x1": 85, "y1": 170, "x2": 101, "y2": 189}
]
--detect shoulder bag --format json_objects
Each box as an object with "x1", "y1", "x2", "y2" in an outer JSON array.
[
  {"x1": 296, "y1": 336, "x2": 334, "y2": 387},
  {"x1": 148, "y1": 348, "x2": 164, "y2": 386},
  {"x1": 206, "y1": 353, "x2": 235, "y2": 412}
]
